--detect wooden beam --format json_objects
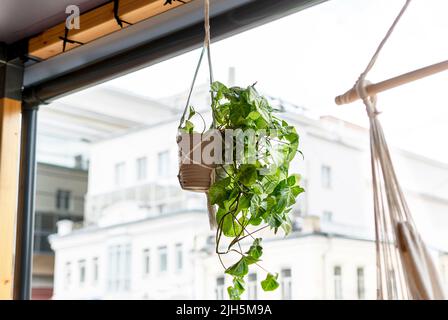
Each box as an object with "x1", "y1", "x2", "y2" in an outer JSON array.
[
  {"x1": 0, "y1": 98, "x2": 22, "y2": 300},
  {"x1": 335, "y1": 59, "x2": 448, "y2": 105},
  {"x1": 29, "y1": 0, "x2": 192, "y2": 61}
]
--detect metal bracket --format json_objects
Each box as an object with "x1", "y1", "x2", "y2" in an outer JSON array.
[{"x1": 0, "y1": 43, "x2": 24, "y2": 101}]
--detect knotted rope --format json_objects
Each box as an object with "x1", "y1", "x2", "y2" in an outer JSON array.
[
  {"x1": 177, "y1": 0, "x2": 217, "y2": 229},
  {"x1": 178, "y1": 0, "x2": 215, "y2": 129},
  {"x1": 350, "y1": 0, "x2": 445, "y2": 299}
]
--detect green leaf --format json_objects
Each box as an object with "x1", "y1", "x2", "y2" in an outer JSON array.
[
  {"x1": 281, "y1": 217, "x2": 293, "y2": 235},
  {"x1": 287, "y1": 175, "x2": 296, "y2": 186},
  {"x1": 209, "y1": 177, "x2": 231, "y2": 206},
  {"x1": 237, "y1": 194, "x2": 251, "y2": 211},
  {"x1": 225, "y1": 257, "x2": 249, "y2": 277},
  {"x1": 187, "y1": 106, "x2": 196, "y2": 120},
  {"x1": 211, "y1": 81, "x2": 229, "y2": 101},
  {"x1": 228, "y1": 286, "x2": 241, "y2": 300},
  {"x1": 211, "y1": 81, "x2": 227, "y2": 91},
  {"x1": 266, "y1": 212, "x2": 283, "y2": 229},
  {"x1": 246, "y1": 86, "x2": 271, "y2": 124},
  {"x1": 244, "y1": 255, "x2": 260, "y2": 265},
  {"x1": 216, "y1": 208, "x2": 242, "y2": 237},
  {"x1": 247, "y1": 238, "x2": 263, "y2": 260},
  {"x1": 184, "y1": 120, "x2": 194, "y2": 133},
  {"x1": 247, "y1": 111, "x2": 260, "y2": 121},
  {"x1": 252, "y1": 182, "x2": 263, "y2": 195},
  {"x1": 261, "y1": 273, "x2": 279, "y2": 292},
  {"x1": 239, "y1": 164, "x2": 258, "y2": 187},
  {"x1": 291, "y1": 185, "x2": 305, "y2": 197},
  {"x1": 233, "y1": 277, "x2": 245, "y2": 293},
  {"x1": 263, "y1": 176, "x2": 279, "y2": 194}
]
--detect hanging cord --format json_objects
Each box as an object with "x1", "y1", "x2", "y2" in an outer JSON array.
[
  {"x1": 350, "y1": 0, "x2": 445, "y2": 300},
  {"x1": 353, "y1": 0, "x2": 412, "y2": 300},
  {"x1": 177, "y1": 0, "x2": 217, "y2": 230},
  {"x1": 59, "y1": 27, "x2": 85, "y2": 52},
  {"x1": 178, "y1": 0, "x2": 215, "y2": 129},
  {"x1": 355, "y1": 0, "x2": 412, "y2": 115},
  {"x1": 113, "y1": 0, "x2": 133, "y2": 28}
]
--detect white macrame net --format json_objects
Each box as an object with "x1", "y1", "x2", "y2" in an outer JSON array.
[{"x1": 353, "y1": 0, "x2": 445, "y2": 299}]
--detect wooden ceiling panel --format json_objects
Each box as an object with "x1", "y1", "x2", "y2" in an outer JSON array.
[{"x1": 28, "y1": 0, "x2": 192, "y2": 60}]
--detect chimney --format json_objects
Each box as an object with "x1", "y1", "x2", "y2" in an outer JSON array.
[
  {"x1": 57, "y1": 220, "x2": 74, "y2": 236},
  {"x1": 74, "y1": 154, "x2": 84, "y2": 169},
  {"x1": 302, "y1": 215, "x2": 321, "y2": 233},
  {"x1": 228, "y1": 67, "x2": 236, "y2": 86}
]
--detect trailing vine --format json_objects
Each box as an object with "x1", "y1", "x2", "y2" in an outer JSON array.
[{"x1": 181, "y1": 81, "x2": 304, "y2": 299}]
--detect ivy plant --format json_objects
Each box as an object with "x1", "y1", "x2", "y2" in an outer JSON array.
[{"x1": 180, "y1": 81, "x2": 304, "y2": 299}]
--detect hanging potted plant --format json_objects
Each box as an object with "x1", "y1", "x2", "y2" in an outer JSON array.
[
  {"x1": 177, "y1": 0, "x2": 304, "y2": 299},
  {"x1": 178, "y1": 81, "x2": 304, "y2": 299}
]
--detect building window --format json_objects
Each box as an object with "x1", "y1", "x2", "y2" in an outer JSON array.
[
  {"x1": 321, "y1": 165, "x2": 332, "y2": 189},
  {"x1": 158, "y1": 246, "x2": 168, "y2": 273},
  {"x1": 136, "y1": 157, "x2": 147, "y2": 181},
  {"x1": 281, "y1": 268, "x2": 292, "y2": 300},
  {"x1": 34, "y1": 212, "x2": 55, "y2": 253},
  {"x1": 216, "y1": 276, "x2": 225, "y2": 300},
  {"x1": 114, "y1": 162, "x2": 126, "y2": 186},
  {"x1": 79, "y1": 260, "x2": 86, "y2": 285},
  {"x1": 158, "y1": 204, "x2": 167, "y2": 215},
  {"x1": 56, "y1": 189, "x2": 71, "y2": 210},
  {"x1": 357, "y1": 267, "x2": 365, "y2": 300},
  {"x1": 143, "y1": 249, "x2": 151, "y2": 276},
  {"x1": 175, "y1": 244, "x2": 183, "y2": 272},
  {"x1": 322, "y1": 211, "x2": 333, "y2": 222},
  {"x1": 34, "y1": 212, "x2": 82, "y2": 254},
  {"x1": 107, "y1": 244, "x2": 132, "y2": 292},
  {"x1": 334, "y1": 266, "x2": 342, "y2": 299},
  {"x1": 65, "y1": 262, "x2": 71, "y2": 288},
  {"x1": 93, "y1": 257, "x2": 99, "y2": 284},
  {"x1": 157, "y1": 151, "x2": 170, "y2": 177},
  {"x1": 248, "y1": 273, "x2": 257, "y2": 300}
]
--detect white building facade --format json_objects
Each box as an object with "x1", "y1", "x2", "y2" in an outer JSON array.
[{"x1": 49, "y1": 107, "x2": 448, "y2": 300}]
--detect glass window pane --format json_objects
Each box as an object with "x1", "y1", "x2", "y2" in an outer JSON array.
[{"x1": 158, "y1": 246, "x2": 168, "y2": 273}]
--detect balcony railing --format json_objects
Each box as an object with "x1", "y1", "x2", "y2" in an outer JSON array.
[{"x1": 84, "y1": 182, "x2": 206, "y2": 224}]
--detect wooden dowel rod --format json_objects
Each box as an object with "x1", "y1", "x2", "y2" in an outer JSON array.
[{"x1": 335, "y1": 59, "x2": 448, "y2": 105}]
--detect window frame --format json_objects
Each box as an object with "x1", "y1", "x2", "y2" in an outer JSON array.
[
  {"x1": 175, "y1": 243, "x2": 183, "y2": 272},
  {"x1": 356, "y1": 266, "x2": 365, "y2": 300},
  {"x1": 136, "y1": 156, "x2": 148, "y2": 182},
  {"x1": 281, "y1": 268, "x2": 292, "y2": 300},
  {"x1": 114, "y1": 162, "x2": 126, "y2": 186},
  {"x1": 157, "y1": 151, "x2": 170, "y2": 177},
  {"x1": 143, "y1": 248, "x2": 151, "y2": 277},
  {"x1": 158, "y1": 246, "x2": 168, "y2": 274},
  {"x1": 334, "y1": 265, "x2": 343, "y2": 300},
  {"x1": 321, "y1": 165, "x2": 332, "y2": 189}
]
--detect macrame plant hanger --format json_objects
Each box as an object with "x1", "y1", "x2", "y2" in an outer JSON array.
[
  {"x1": 336, "y1": 0, "x2": 446, "y2": 300},
  {"x1": 177, "y1": 0, "x2": 217, "y2": 229}
]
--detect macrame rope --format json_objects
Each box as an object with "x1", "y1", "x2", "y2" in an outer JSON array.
[
  {"x1": 353, "y1": 0, "x2": 413, "y2": 299},
  {"x1": 351, "y1": 0, "x2": 445, "y2": 300},
  {"x1": 178, "y1": 0, "x2": 215, "y2": 129},
  {"x1": 357, "y1": 0, "x2": 412, "y2": 84},
  {"x1": 177, "y1": 0, "x2": 217, "y2": 230},
  {"x1": 204, "y1": 0, "x2": 211, "y2": 48}
]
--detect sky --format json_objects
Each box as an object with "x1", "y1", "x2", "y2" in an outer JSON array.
[{"x1": 105, "y1": 0, "x2": 448, "y2": 163}]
